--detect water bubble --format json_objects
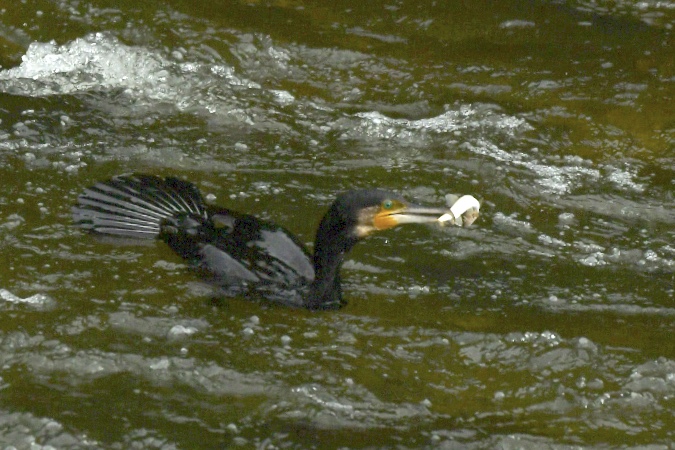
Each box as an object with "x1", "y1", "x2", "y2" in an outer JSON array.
[
  {"x1": 149, "y1": 358, "x2": 170, "y2": 370},
  {"x1": 168, "y1": 325, "x2": 198, "y2": 338}
]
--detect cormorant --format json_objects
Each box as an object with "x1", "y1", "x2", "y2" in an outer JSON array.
[{"x1": 73, "y1": 174, "x2": 472, "y2": 310}]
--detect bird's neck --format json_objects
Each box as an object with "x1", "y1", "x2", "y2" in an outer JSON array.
[
  {"x1": 306, "y1": 213, "x2": 358, "y2": 310},
  {"x1": 307, "y1": 244, "x2": 346, "y2": 310}
]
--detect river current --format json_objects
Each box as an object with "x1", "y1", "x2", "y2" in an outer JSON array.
[{"x1": 0, "y1": 0, "x2": 673, "y2": 448}]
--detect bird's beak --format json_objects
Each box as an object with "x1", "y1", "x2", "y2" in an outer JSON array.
[
  {"x1": 374, "y1": 204, "x2": 449, "y2": 229},
  {"x1": 374, "y1": 196, "x2": 481, "y2": 230}
]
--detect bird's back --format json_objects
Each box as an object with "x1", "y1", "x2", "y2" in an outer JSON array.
[
  {"x1": 73, "y1": 174, "x2": 339, "y2": 309},
  {"x1": 160, "y1": 208, "x2": 315, "y2": 299}
]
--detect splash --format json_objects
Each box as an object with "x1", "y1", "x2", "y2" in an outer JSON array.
[
  {"x1": 0, "y1": 32, "x2": 261, "y2": 118},
  {"x1": 0, "y1": 33, "x2": 173, "y2": 97}
]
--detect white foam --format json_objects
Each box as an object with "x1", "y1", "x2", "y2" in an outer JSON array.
[
  {"x1": 0, "y1": 32, "x2": 261, "y2": 122},
  {"x1": 348, "y1": 105, "x2": 531, "y2": 140},
  {"x1": 0, "y1": 289, "x2": 54, "y2": 308},
  {"x1": 0, "y1": 33, "x2": 171, "y2": 96}
]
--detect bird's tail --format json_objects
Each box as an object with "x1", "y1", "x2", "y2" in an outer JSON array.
[{"x1": 72, "y1": 174, "x2": 207, "y2": 239}]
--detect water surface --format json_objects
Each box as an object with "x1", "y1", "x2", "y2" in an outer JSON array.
[{"x1": 0, "y1": 0, "x2": 673, "y2": 448}]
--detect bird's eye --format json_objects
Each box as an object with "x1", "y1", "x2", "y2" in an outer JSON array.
[{"x1": 382, "y1": 199, "x2": 394, "y2": 210}]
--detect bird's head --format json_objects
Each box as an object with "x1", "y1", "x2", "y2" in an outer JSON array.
[
  {"x1": 315, "y1": 189, "x2": 453, "y2": 251},
  {"x1": 350, "y1": 190, "x2": 457, "y2": 238}
]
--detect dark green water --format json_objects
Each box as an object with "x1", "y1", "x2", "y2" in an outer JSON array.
[{"x1": 0, "y1": 0, "x2": 673, "y2": 448}]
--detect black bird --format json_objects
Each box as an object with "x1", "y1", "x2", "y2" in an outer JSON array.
[{"x1": 73, "y1": 174, "x2": 452, "y2": 310}]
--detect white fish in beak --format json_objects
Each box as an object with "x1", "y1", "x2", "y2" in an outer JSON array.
[{"x1": 438, "y1": 194, "x2": 481, "y2": 227}]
